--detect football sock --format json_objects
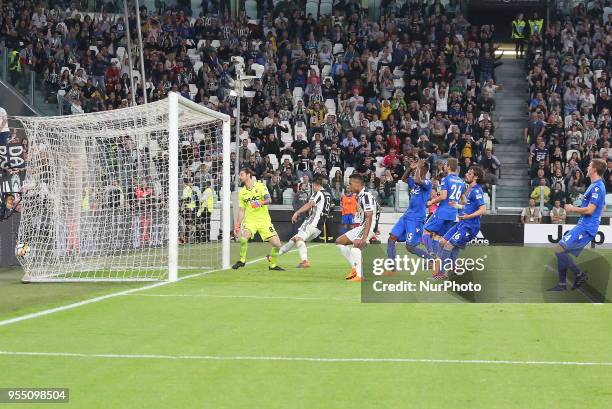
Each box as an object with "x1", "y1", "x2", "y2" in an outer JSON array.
[
  {"x1": 406, "y1": 245, "x2": 432, "y2": 259},
  {"x1": 566, "y1": 254, "x2": 585, "y2": 276},
  {"x1": 268, "y1": 246, "x2": 279, "y2": 268},
  {"x1": 422, "y1": 234, "x2": 434, "y2": 254},
  {"x1": 239, "y1": 237, "x2": 248, "y2": 263},
  {"x1": 432, "y1": 239, "x2": 441, "y2": 257},
  {"x1": 439, "y1": 247, "x2": 452, "y2": 272},
  {"x1": 296, "y1": 240, "x2": 308, "y2": 261},
  {"x1": 278, "y1": 241, "x2": 295, "y2": 255},
  {"x1": 386, "y1": 239, "x2": 397, "y2": 269},
  {"x1": 451, "y1": 247, "x2": 460, "y2": 265},
  {"x1": 337, "y1": 244, "x2": 353, "y2": 265},
  {"x1": 555, "y1": 251, "x2": 568, "y2": 284},
  {"x1": 350, "y1": 247, "x2": 363, "y2": 277}
]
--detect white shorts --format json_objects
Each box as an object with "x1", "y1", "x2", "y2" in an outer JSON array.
[
  {"x1": 295, "y1": 223, "x2": 321, "y2": 241},
  {"x1": 344, "y1": 225, "x2": 376, "y2": 243}
]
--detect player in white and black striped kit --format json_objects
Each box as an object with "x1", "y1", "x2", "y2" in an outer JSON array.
[
  {"x1": 278, "y1": 176, "x2": 332, "y2": 268},
  {"x1": 336, "y1": 173, "x2": 380, "y2": 282}
]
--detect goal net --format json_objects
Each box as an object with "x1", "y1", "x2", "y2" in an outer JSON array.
[{"x1": 15, "y1": 93, "x2": 231, "y2": 282}]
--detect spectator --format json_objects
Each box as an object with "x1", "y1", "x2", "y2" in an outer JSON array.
[
  {"x1": 267, "y1": 175, "x2": 283, "y2": 205},
  {"x1": 531, "y1": 177, "x2": 551, "y2": 206},
  {"x1": 521, "y1": 198, "x2": 542, "y2": 224},
  {"x1": 340, "y1": 187, "x2": 357, "y2": 234},
  {"x1": 550, "y1": 199, "x2": 566, "y2": 224},
  {"x1": 0, "y1": 106, "x2": 9, "y2": 148}
]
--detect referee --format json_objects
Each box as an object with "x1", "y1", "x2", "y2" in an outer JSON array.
[{"x1": 512, "y1": 13, "x2": 527, "y2": 59}]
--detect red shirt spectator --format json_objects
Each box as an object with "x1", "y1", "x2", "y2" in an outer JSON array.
[{"x1": 383, "y1": 148, "x2": 399, "y2": 168}]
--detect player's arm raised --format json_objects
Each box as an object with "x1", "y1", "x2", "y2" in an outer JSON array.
[{"x1": 353, "y1": 210, "x2": 373, "y2": 249}]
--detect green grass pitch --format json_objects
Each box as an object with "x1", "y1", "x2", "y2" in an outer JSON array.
[{"x1": 1, "y1": 244, "x2": 612, "y2": 408}]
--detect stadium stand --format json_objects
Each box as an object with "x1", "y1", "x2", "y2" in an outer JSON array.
[{"x1": 0, "y1": 0, "x2": 508, "y2": 207}]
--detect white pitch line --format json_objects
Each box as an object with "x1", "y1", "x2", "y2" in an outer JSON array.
[
  {"x1": 1, "y1": 350, "x2": 612, "y2": 367},
  {"x1": 124, "y1": 293, "x2": 355, "y2": 302},
  {"x1": 0, "y1": 244, "x2": 324, "y2": 328}
]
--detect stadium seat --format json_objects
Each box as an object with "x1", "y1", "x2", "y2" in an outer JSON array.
[
  {"x1": 292, "y1": 87, "x2": 304, "y2": 99},
  {"x1": 110, "y1": 58, "x2": 120, "y2": 68},
  {"x1": 606, "y1": 194, "x2": 612, "y2": 211},
  {"x1": 247, "y1": 142, "x2": 257, "y2": 154},
  {"x1": 375, "y1": 165, "x2": 385, "y2": 178},
  {"x1": 305, "y1": 1, "x2": 318, "y2": 17},
  {"x1": 393, "y1": 78, "x2": 405, "y2": 89},
  {"x1": 393, "y1": 68, "x2": 405, "y2": 77},
  {"x1": 210, "y1": 39, "x2": 220, "y2": 49},
  {"x1": 344, "y1": 167, "x2": 355, "y2": 184},
  {"x1": 268, "y1": 154, "x2": 279, "y2": 170},
  {"x1": 294, "y1": 121, "x2": 307, "y2": 140},
  {"x1": 310, "y1": 65, "x2": 320, "y2": 76},
  {"x1": 188, "y1": 84, "x2": 197, "y2": 99},
  {"x1": 280, "y1": 120, "x2": 293, "y2": 144},
  {"x1": 283, "y1": 188, "x2": 294, "y2": 205},
  {"x1": 484, "y1": 192, "x2": 491, "y2": 210},
  {"x1": 209, "y1": 95, "x2": 219, "y2": 106},
  {"x1": 197, "y1": 39, "x2": 206, "y2": 50},
  {"x1": 193, "y1": 61, "x2": 203, "y2": 74},
  {"x1": 333, "y1": 43, "x2": 344, "y2": 55},
  {"x1": 396, "y1": 180, "x2": 410, "y2": 208},
  {"x1": 329, "y1": 167, "x2": 342, "y2": 180},
  {"x1": 251, "y1": 63, "x2": 265, "y2": 78},
  {"x1": 375, "y1": 156, "x2": 384, "y2": 166},
  {"x1": 281, "y1": 154, "x2": 294, "y2": 164},
  {"x1": 245, "y1": 0, "x2": 258, "y2": 19},
  {"x1": 321, "y1": 64, "x2": 332, "y2": 78},
  {"x1": 325, "y1": 98, "x2": 336, "y2": 113},
  {"x1": 566, "y1": 149, "x2": 580, "y2": 161},
  {"x1": 89, "y1": 45, "x2": 99, "y2": 55},
  {"x1": 319, "y1": 0, "x2": 332, "y2": 16},
  {"x1": 315, "y1": 155, "x2": 326, "y2": 166}
]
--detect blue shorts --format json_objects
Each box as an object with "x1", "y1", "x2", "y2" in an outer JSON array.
[
  {"x1": 341, "y1": 214, "x2": 354, "y2": 225},
  {"x1": 0, "y1": 131, "x2": 9, "y2": 146},
  {"x1": 424, "y1": 213, "x2": 455, "y2": 236},
  {"x1": 390, "y1": 217, "x2": 424, "y2": 247},
  {"x1": 444, "y1": 223, "x2": 479, "y2": 248},
  {"x1": 559, "y1": 225, "x2": 595, "y2": 257}
]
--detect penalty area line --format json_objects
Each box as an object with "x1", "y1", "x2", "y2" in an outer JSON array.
[
  {"x1": 0, "y1": 350, "x2": 612, "y2": 367},
  {"x1": 123, "y1": 293, "x2": 355, "y2": 302},
  {"x1": 0, "y1": 244, "x2": 324, "y2": 328}
]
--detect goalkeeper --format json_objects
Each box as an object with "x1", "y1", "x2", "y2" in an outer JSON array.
[{"x1": 232, "y1": 167, "x2": 284, "y2": 271}]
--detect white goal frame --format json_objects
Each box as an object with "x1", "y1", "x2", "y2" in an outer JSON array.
[
  {"x1": 168, "y1": 93, "x2": 232, "y2": 281},
  {"x1": 15, "y1": 92, "x2": 231, "y2": 282}
]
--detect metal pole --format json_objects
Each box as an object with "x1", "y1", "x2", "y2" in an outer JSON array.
[
  {"x1": 123, "y1": 0, "x2": 137, "y2": 106},
  {"x1": 233, "y1": 75, "x2": 242, "y2": 192},
  {"x1": 134, "y1": 0, "x2": 148, "y2": 104},
  {"x1": 491, "y1": 184, "x2": 497, "y2": 214},
  {"x1": 30, "y1": 71, "x2": 34, "y2": 105}
]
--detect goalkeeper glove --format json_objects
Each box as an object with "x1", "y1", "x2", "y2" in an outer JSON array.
[{"x1": 250, "y1": 200, "x2": 262, "y2": 208}]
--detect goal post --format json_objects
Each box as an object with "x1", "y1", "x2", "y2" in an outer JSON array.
[{"x1": 15, "y1": 92, "x2": 231, "y2": 282}]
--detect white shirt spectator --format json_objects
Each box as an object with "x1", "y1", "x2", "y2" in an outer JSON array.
[
  {"x1": 31, "y1": 11, "x2": 47, "y2": 28},
  {"x1": 0, "y1": 107, "x2": 9, "y2": 133}
]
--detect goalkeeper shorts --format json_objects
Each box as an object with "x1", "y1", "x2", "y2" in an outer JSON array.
[{"x1": 242, "y1": 220, "x2": 277, "y2": 241}]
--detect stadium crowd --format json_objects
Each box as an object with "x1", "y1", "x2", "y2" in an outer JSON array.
[
  {"x1": 524, "y1": 0, "x2": 612, "y2": 219},
  {"x1": 1, "y1": 0, "x2": 504, "y2": 208}
]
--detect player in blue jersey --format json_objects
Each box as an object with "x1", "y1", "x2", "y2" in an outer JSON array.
[
  {"x1": 385, "y1": 157, "x2": 432, "y2": 273},
  {"x1": 548, "y1": 158, "x2": 607, "y2": 291},
  {"x1": 434, "y1": 166, "x2": 487, "y2": 279},
  {"x1": 423, "y1": 158, "x2": 466, "y2": 260}
]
